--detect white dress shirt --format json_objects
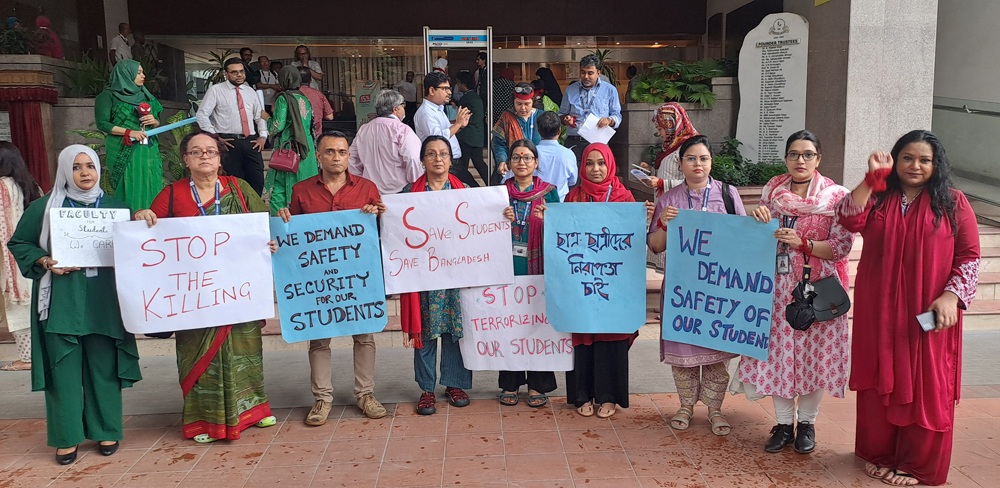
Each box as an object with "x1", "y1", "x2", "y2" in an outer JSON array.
[
  {"x1": 258, "y1": 69, "x2": 278, "y2": 106},
  {"x1": 109, "y1": 34, "x2": 132, "y2": 61},
  {"x1": 196, "y1": 81, "x2": 268, "y2": 137},
  {"x1": 291, "y1": 60, "x2": 323, "y2": 90},
  {"x1": 414, "y1": 99, "x2": 461, "y2": 158},
  {"x1": 395, "y1": 81, "x2": 417, "y2": 103}
]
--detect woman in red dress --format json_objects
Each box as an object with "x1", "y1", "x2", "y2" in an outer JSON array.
[{"x1": 838, "y1": 130, "x2": 980, "y2": 486}]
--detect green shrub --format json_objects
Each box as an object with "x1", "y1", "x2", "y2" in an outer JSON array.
[
  {"x1": 631, "y1": 59, "x2": 723, "y2": 109},
  {"x1": 709, "y1": 137, "x2": 787, "y2": 186}
]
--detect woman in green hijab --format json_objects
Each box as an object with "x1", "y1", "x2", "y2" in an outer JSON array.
[
  {"x1": 95, "y1": 59, "x2": 164, "y2": 212},
  {"x1": 264, "y1": 66, "x2": 318, "y2": 214}
]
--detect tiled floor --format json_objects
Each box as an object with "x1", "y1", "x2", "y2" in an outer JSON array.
[{"x1": 2, "y1": 392, "x2": 999, "y2": 487}]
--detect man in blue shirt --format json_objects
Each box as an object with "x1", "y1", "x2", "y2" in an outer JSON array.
[
  {"x1": 502, "y1": 112, "x2": 578, "y2": 201},
  {"x1": 558, "y1": 54, "x2": 622, "y2": 161}
]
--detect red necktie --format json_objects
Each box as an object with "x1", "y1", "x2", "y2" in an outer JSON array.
[{"x1": 235, "y1": 87, "x2": 251, "y2": 137}]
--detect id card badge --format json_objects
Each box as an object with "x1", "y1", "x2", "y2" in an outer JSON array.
[
  {"x1": 776, "y1": 253, "x2": 790, "y2": 275},
  {"x1": 85, "y1": 267, "x2": 98, "y2": 278},
  {"x1": 512, "y1": 243, "x2": 528, "y2": 257}
]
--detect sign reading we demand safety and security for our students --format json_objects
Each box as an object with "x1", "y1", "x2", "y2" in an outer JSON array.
[
  {"x1": 459, "y1": 276, "x2": 574, "y2": 371},
  {"x1": 543, "y1": 202, "x2": 647, "y2": 334},
  {"x1": 269, "y1": 211, "x2": 387, "y2": 343},
  {"x1": 112, "y1": 214, "x2": 275, "y2": 335},
  {"x1": 380, "y1": 186, "x2": 515, "y2": 294},
  {"x1": 663, "y1": 210, "x2": 779, "y2": 360}
]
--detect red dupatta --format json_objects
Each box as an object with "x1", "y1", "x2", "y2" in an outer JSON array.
[
  {"x1": 506, "y1": 176, "x2": 555, "y2": 274},
  {"x1": 399, "y1": 172, "x2": 467, "y2": 349},
  {"x1": 840, "y1": 188, "x2": 980, "y2": 431}
]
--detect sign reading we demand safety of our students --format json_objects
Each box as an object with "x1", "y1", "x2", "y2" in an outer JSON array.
[
  {"x1": 270, "y1": 211, "x2": 387, "y2": 343},
  {"x1": 663, "y1": 210, "x2": 779, "y2": 360},
  {"x1": 113, "y1": 214, "x2": 275, "y2": 335},
  {"x1": 380, "y1": 186, "x2": 515, "y2": 294}
]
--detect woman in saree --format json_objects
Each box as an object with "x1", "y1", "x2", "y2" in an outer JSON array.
[
  {"x1": 133, "y1": 132, "x2": 276, "y2": 443},
  {"x1": 838, "y1": 130, "x2": 979, "y2": 486},
  {"x1": 8, "y1": 145, "x2": 141, "y2": 464},
  {"x1": 1, "y1": 142, "x2": 41, "y2": 371},
  {"x1": 493, "y1": 82, "x2": 542, "y2": 177},
  {"x1": 534, "y1": 143, "x2": 654, "y2": 418},
  {"x1": 399, "y1": 135, "x2": 473, "y2": 415},
  {"x1": 498, "y1": 139, "x2": 560, "y2": 407},
  {"x1": 647, "y1": 135, "x2": 747, "y2": 436},
  {"x1": 264, "y1": 65, "x2": 318, "y2": 214},
  {"x1": 95, "y1": 59, "x2": 164, "y2": 211}
]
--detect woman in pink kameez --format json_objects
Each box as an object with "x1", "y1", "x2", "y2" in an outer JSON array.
[
  {"x1": 838, "y1": 130, "x2": 979, "y2": 486},
  {"x1": 736, "y1": 130, "x2": 854, "y2": 455}
]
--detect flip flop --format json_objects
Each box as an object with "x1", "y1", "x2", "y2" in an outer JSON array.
[
  {"x1": 527, "y1": 394, "x2": 548, "y2": 408},
  {"x1": 882, "y1": 471, "x2": 919, "y2": 486},
  {"x1": 865, "y1": 463, "x2": 893, "y2": 480},
  {"x1": 671, "y1": 407, "x2": 694, "y2": 430},
  {"x1": 499, "y1": 391, "x2": 519, "y2": 406}
]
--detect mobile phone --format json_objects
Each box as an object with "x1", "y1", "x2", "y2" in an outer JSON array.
[
  {"x1": 916, "y1": 311, "x2": 936, "y2": 332},
  {"x1": 630, "y1": 169, "x2": 652, "y2": 182},
  {"x1": 631, "y1": 164, "x2": 651, "y2": 174}
]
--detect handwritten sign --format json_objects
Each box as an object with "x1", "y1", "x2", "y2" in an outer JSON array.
[
  {"x1": 49, "y1": 207, "x2": 130, "y2": 267},
  {"x1": 269, "y1": 211, "x2": 387, "y2": 342},
  {"x1": 112, "y1": 213, "x2": 275, "y2": 334},
  {"x1": 458, "y1": 276, "x2": 574, "y2": 371},
  {"x1": 663, "y1": 210, "x2": 779, "y2": 360},
  {"x1": 380, "y1": 186, "x2": 515, "y2": 294},
  {"x1": 543, "y1": 202, "x2": 646, "y2": 334}
]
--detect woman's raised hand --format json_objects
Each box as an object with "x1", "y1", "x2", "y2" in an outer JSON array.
[
  {"x1": 868, "y1": 151, "x2": 893, "y2": 173},
  {"x1": 503, "y1": 206, "x2": 516, "y2": 223},
  {"x1": 133, "y1": 209, "x2": 157, "y2": 227},
  {"x1": 927, "y1": 291, "x2": 960, "y2": 331},
  {"x1": 644, "y1": 200, "x2": 655, "y2": 219},
  {"x1": 276, "y1": 207, "x2": 292, "y2": 223},
  {"x1": 660, "y1": 206, "x2": 679, "y2": 226},
  {"x1": 532, "y1": 203, "x2": 547, "y2": 221},
  {"x1": 752, "y1": 206, "x2": 771, "y2": 223}
]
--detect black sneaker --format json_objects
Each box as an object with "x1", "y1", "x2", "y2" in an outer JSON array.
[
  {"x1": 794, "y1": 422, "x2": 816, "y2": 454},
  {"x1": 764, "y1": 424, "x2": 795, "y2": 453}
]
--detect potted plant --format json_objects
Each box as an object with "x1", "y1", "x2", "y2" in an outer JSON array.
[
  {"x1": 631, "y1": 59, "x2": 724, "y2": 109},
  {"x1": 0, "y1": 27, "x2": 33, "y2": 54},
  {"x1": 589, "y1": 49, "x2": 619, "y2": 86},
  {"x1": 709, "y1": 138, "x2": 787, "y2": 208}
]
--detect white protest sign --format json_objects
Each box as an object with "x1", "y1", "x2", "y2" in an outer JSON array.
[
  {"x1": 49, "y1": 207, "x2": 130, "y2": 267},
  {"x1": 112, "y1": 213, "x2": 275, "y2": 334},
  {"x1": 459, "y1": 275, "x2": 574, "y2": 371},
  {"x1": 380, "y1": 186, "x2": 515, "y2": 294}
]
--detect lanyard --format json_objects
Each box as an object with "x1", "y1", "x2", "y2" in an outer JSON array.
[
  {"x1": 588, "y1": 186, "x2": 612, "y2": 202},
  {"x1": 191, "y1": 179, "x2": 221, "y2": 216},
  {"x1": 579, "y1": 80, "x2": 599, "y2": 117},
  {"x1": 686, "y1": 179, "x2": 712, "y2": 211},
  {"x1": 68, "y1": 196, "x2": 101, "y2": 208},
  {"x1": 512, "y1": 197, "x2": 533, "y2": 230},
  {"x1": 781, "y1": 215, "x2": 798, "y2": 229}
]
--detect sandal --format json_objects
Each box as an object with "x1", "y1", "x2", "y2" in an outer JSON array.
[
  {"x1": 193, "y1": 434, "x2": 218, "y2": 444},
  {"x1": 0, "y1": 360, "x2": 31, "y2": 371},
  {"x1": 882, "y1": 470, "x2": 919, "y2": 486},
  {"x1": 527, "y1": 393, "x2": 548, "y2": 408},
  {"x1": 708, "y1": 410, "x2": 731, "y2": 436},
  {"x1": 577, "y1": 401, "x2": 595, "y2": 417},
  {"x1": 596, "y1": 403, "x2": 616, "y2": 418},
  {"x1": 671, "y1": 407, "x2": 694, "y2": 430},
  {"x1": 865, "y1": 462, "x2": 893, "y2": 480},
  {"x1": 499, "y1": 391, "x2": 519, "y2": 406}
]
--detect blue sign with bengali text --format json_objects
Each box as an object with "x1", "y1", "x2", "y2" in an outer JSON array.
[
  {"x1": 543, "y1": 202, "x2": 647, "y2": 334},
  {"x1": 270, "y1": 211, "x2": 387, "y2": 343},
  {"x1": 662, "y1": 210, "x2": 779, "y2": 360}
]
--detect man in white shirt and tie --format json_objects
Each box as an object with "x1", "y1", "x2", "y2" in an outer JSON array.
[
  {"x1": 414, "y1": 71, "x2": 470, "y2": 164},
  {"x1": 108, "y1": 23, "x2": 132, "y2": 66},
  {"x1": 196, "y1": 57, "x2": 269, "y2": 194}
]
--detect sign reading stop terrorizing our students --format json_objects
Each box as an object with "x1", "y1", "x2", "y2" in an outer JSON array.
[
  {"x1": 379, "y1": 186, "x2": 515, "y2": 294},
  {"x1": 112, "y1": 213, "x2": 275, "y2": 335}
]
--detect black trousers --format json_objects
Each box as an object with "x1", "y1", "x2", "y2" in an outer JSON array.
[
  {"x1": 403, "y1": 101, "x2": 417, "y2": 129},
  {"x1": 220, "y1": 135, "x2": 265, "y2": 195},
  {"x1": 565, "y1": 340, "x2": 631, "y2": 408},
  {"x1": 498, "y1": 370, "x2": 557, "y2": 394},
  {"x1": 452, "y1": 140, "x2": 488, "y2": 188}
]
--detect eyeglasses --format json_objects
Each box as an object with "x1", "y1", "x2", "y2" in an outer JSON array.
[
  {"x1": 186, "y1": 149, "x2": 220, "y2": 159},
  {"x1": 433, "y1": 85, "x2": 452, "y2": 92},
  {"x1": 423, "y1": 152, "x2": 451, "y2": 160},
  {"x1": 513, "y1": 85, "x2": 533, "y2": 95},
  {"x1": 682, "y1": 156, "x2": 712, "y2": 165},
  {"x1": 786, "y1": 151, "x2": 818, "y2": 161},
  {"x1": 510, "y1": 155, "x2": 535, "y2": 163}
]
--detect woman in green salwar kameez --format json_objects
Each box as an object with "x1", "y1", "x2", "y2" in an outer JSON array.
[
  {"x1": 263, "y1": 66, "x2": 318, "y2": 215},
  {"x1": 8, "y1": 145, "x2": 141, "y2": 465},
  {"x1": 95, "y1": 59, "x2": 164, "y2": 212},
  {"x1": 134, "y1": 132, "x2": 276, "y2": 443}
]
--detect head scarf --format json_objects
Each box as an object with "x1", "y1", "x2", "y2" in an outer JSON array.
[
  {"x1": 6, "y1": 17, "x2": 18, "y2": 29},
  {"x1": 566, "y1": 143, "x2": 633, "y2": 203},
  {"x1": 37, "y1": 145, "x2": 104, "y2": 320},
  {"x1": 653, "y1": 102, "x2": 697, "y2": 169},
  {"x1": 34, "y1": 16, "x2": 63, "y2": 59},
  {"x1": 276, "y1": 66, "x2": 310, "y2": 156},
  {"x1": 434, "y1": 57, "x2": 448, "y2": 72},
  {"x1": 534, "y1": 67, "x2": 563, "y2": 106},
  {"x1": 107, "y1": 59, "x2": 153, "y2": 105}
]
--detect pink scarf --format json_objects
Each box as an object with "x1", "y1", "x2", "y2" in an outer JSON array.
[
  {"x1": 762, "y1": 171, "x2": 848, "y2": 217},
  {"x1": 506, "y1": 176, "x2": 556, "y2": 275}
]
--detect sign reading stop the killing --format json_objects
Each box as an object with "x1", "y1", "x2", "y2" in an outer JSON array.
[
  {"x1": 112, "y1": 213, "x2": 275, "y2": 334},
  {"x1": 458, "y1": 275, "x2": 574, "y2": 371},
  {"x1": 379, "y1": 186, "x2": 515, "y2": 294}
]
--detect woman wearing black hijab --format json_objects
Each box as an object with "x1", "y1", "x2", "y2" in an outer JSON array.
[{"x1": 535, "y1": 67, "x2": 563, "y2": 107}]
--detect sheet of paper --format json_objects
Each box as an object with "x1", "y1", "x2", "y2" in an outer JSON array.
[{"x1": 577, "y1": 113, "x2": 616, "y2": 145}]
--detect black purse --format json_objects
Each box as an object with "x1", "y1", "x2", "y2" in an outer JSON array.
[
  {"x1": 812, "y1": 275, "x2": 851, "y2": 322},
  {"x1": 785, "y1": 263, "x2": 817, "y2": 331}
]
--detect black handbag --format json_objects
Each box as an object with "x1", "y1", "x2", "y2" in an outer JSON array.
[
  {"x1": 785, "y1": 263, "x2": 817, "y2": 331},
  {"x1": 812, "y1": 275, "x2": 851, "y2": 322}
]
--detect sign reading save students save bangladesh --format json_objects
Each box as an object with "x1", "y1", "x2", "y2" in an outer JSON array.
[{"x1": 662, "y1": 210, "x2": 779, "y2": 360}]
